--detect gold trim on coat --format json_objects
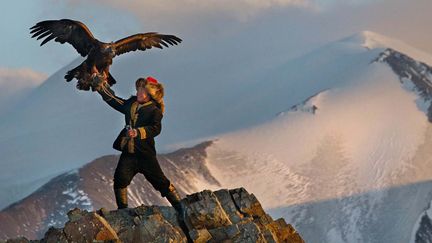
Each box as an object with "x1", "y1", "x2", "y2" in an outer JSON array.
[{"x1": 138, "y1": 127, "x2": 147, "y2": 139}]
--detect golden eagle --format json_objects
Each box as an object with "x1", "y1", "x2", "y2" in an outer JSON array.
[{"x1": 30, "y1": 19, "x2": 182, "y2": 91}]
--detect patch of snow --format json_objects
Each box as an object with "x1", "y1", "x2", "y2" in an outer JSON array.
[{"x1": 62, "y1": 187, "x2": 93, "y2": 210}]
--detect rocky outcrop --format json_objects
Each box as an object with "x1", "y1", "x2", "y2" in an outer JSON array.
[{"x1": 3, "y1": 187, "x2": 304, "y2": 243}]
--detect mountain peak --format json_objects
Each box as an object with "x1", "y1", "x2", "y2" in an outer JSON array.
[
  {"x1": 359, "y1": 30, "x2": 395, "y2": 48},
  {"x1": 342, "y1": 30, "x2": 402, "y2": 49},
  {"x1": 340, "y1": 30, "x2": 432, "y2": 66}
]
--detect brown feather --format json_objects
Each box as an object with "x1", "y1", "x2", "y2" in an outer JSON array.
[
  {"x1": 113, "y1": 33, "x2": 182, "y2": 57},
  {"x1": 41, "y1": 34, "x2": 56, "y2": 46},
  {"x1": 29, "y1": 19, "x2": 98, "y2": 57}
]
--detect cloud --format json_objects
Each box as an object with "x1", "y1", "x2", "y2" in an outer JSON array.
[
  {"x1": 62, "y1": 0, "x2": 313, "y2": 28},
  {"x1": 53, "y1": 0, "x2": 393, "y2": 42},
  {"x1": 61, "y1": 0, "x2": 384, "y2": 26},
  {"x1": 0, "y1": 67, "x2": 47, "y2": 114},
  {"x1": 0, "y1": 67, "x2": 47, "y2": 94},
  {"x1": 76, "y1": 0, "x2": 311, "y2": 16}
]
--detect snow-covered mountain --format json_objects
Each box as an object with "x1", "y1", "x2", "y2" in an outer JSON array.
[
  {"x1": 3, "y1": 30, "x2": 432, "y2": 242},
  {"x1": 197, "y1": 31, "x2": 432, "y2": 243}
]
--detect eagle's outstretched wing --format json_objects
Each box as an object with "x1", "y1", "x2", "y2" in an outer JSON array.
[
  {"x1": 112, "y1": 32, "x2": 182, "y2": 57},
  {"x1": 30, "y1": 19, "x2": 98, "y2": 57}
]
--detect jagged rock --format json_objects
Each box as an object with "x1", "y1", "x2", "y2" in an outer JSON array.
[
  {"x1": 2, "y1": 237, "x2": 31, "y2": 243},
  {"x1": 207, "y1": 224, "x2": 240, "y2": 241},
  {"x1": 102, "y1": 206, "x2": 186, "y2": 243},
  {"x1": 41, "y1": 227, "x2": 67, "y2": 243},
  {"x1": 232, "y1": 219, "x2": 267, "y2": 243},
  {"x1": 189, "y1": 228, "x2": 212, "y2": 242},
  {"x1": 183, "y1": 190, "x2": 232, "y2": 230},
  {"x1": 213, "y1": 189, "x2": 244, "y2": 224},
  {"x1": 230, "y1": 187, "x2": 266, "y2": 218},
  {"x1": 63, "y1": 208, "x2": 119, "y2": 242},
  {"x1": 7, "y1": 188, "x2": 303, "y2": 243}
]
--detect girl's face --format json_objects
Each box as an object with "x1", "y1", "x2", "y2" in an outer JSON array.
[{"x1": 136, "y1": 86, "x2": 149, "y2": 104}]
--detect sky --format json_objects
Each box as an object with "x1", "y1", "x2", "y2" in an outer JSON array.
[{"x1": 1, "y1": 0, "x2": 432, "y2": 97}]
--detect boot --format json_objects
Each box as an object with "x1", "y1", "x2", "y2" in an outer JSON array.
[
  {"x1": 114, "y1": 187, "x2": 128, "y2": 209},
  {"x1": 165, "y1": 184, "x2": 193, "y2": 243},
  {"x1": 165, "y1": 184, "x2": 187, "y2": 222}
]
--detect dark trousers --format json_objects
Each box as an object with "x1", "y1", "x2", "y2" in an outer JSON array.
[{"x1": 113, "y1": 152, "x2": 172, "y2": 197}]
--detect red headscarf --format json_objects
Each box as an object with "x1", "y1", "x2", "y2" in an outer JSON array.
[{"x1": 146, "y1": 76, "x2": 158, "y2": 84}]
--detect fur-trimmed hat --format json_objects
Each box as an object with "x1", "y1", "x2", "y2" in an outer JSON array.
[{"x1": 144, "y1": 77, "x2": 165, "y2": 114}]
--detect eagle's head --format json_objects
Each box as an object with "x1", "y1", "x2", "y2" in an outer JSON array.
[{"x1": 101, "y1": 43, "x2": 116, "y2": 57}]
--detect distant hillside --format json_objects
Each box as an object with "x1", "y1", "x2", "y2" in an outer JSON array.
[{"x1": 0, "y1": 141, "x2": 219, "y2": 240}]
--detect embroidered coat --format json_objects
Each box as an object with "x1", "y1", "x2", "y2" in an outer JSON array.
[{"x1": 97, "y1": 83, "x2": 163, "y2": 155}]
